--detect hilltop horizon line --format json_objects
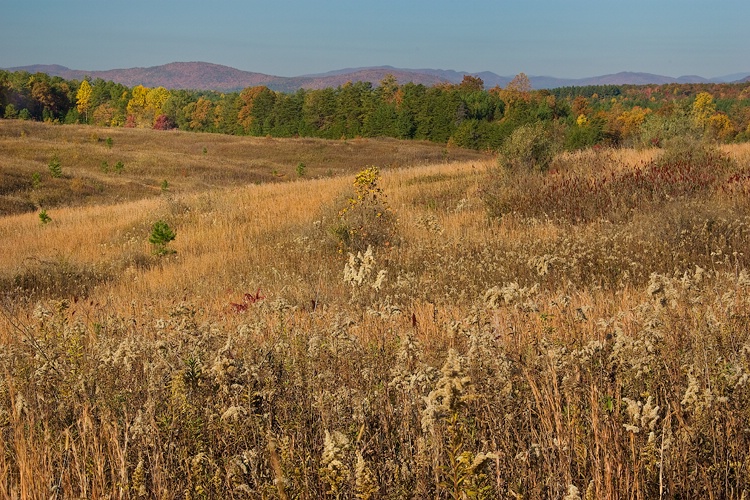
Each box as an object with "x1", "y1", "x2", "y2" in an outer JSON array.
[{"x1": 5, "y1": 61, "x2": 750, "y2": 93}]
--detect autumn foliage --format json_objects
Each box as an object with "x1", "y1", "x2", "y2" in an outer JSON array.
[{"x1": 4, "y1": 68, "x2": 750, "y2": 150}]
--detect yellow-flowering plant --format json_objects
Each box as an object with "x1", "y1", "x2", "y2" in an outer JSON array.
[{"x1": 330, "y1": 166, "x2": 397, "y2": 252}]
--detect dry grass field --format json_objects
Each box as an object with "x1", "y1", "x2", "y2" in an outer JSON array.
[
  {"x1": 0, "y1": 120, "x2": 486, "y2": 217},
  {"x1": 1, "y1": 120, "x2": 750, "y2": 498}
]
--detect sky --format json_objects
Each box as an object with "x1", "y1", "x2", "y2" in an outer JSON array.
[{"x1": 2, "y1": 0, "x2": 748, "y2": 79}]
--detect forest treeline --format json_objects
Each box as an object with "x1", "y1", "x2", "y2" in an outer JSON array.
[{"x1": 2, "y1": 69, "x2": 750, "y2": 150}]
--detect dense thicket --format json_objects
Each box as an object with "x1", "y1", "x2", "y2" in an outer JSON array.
[{"x1": 2, "y1": 69, "x2": 750, "y2": 150}]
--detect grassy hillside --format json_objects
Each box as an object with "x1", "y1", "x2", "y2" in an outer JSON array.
[
  {"x1": 1, "y1": 122, "x2": 750, "y2": 498},
  {"x1": 0, "y1": 120, "x2": 487, "y2": 216}
]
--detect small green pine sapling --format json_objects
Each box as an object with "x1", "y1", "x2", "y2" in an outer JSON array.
[
  {"x1": 161, "y1": 179, "x2": 169, "y2": 192},
  {"x1": 149, "y1": 220, "x2": 176, "y2": 255},
  {"x1": 31, "y1": 172, "x2": 41, "y2": 189},
  {"x1": 39, "y1": 209, "x2": 51, "y2": 224},
  {"x1": 48, "y1": 155, "x2": 62, "y2": 178},
  {"x1": 105, "y1": 137, "x2": 113, "y2": 148},
  {"x1": 100, "y1": 161, "x2": 109, "y2": 173},
  {"x1": 114, "y1": 161, "x2": 124, "y2": 174},
  {"x1": 296, "y1": 162, "x2": 306, "y2": 177}
]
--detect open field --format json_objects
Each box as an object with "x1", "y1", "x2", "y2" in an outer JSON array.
[
  {"x1": 1, "y1": 122, "x2": 750, "y2": 498},
  {"x1": 0, "y1": 120, "x2": 488, "y2": 217}
]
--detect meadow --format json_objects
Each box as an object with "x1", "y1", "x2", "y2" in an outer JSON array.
[{"x1": 1, "y1": 119, "x2": 750, "y2": 498}]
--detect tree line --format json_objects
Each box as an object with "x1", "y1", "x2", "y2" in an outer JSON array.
[{"x1": 2, "y1": 69, "x2": 750, "y2": 150}]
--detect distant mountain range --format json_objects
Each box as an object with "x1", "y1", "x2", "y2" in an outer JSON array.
[{"x1": 5, "y1": 62, "x2": 750, "y2": 92}]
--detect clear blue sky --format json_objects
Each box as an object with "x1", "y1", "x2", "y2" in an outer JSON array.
[{"x1": 2, "y1": 0, "x2": 748, "y2": 78}]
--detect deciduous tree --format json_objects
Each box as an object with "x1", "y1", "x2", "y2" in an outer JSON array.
[
  {"x1": 237, "y1": 86, "x2": 275, "y2": 134},
  {"x1": 126, "y1": 84, "x2": 149, "y2": 126},
  {"x1": 692, "y1": 92, "x2": 716, "y2": 126},
  {"x1": 76, "y1": 80, "x2": 93, "y2": 122},
  {"x1": 458, "y1": 75, "x2": 484, "y2": 92},
  {"x1": 145, "y1": 87, "x2": 171, "y2": 123},
  {"x1": 499, "y1": 73, "x2": 533, "y2": 126}
]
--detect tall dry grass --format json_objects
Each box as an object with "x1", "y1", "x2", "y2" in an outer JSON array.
[
  {"x1": 1, "y1": 126, "x2": 750, "y2": 498},
  {"x1": 0, "y1": 120, "x2": 487, "y2": 216}
]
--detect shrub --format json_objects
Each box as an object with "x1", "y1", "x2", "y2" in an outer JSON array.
[
  {"x1": 636, "y1": 105, "x2": 703, "y2": 149},
  {"x1": 296, "y1": 162, "x2": 307, "y2": 177},
  {"x1": 38, "y1": 209, "x2": 51, "y2": 224},
  {"x1": 3, "y1": 103, "x2": 18, "y2": 118},
  {"x1": 4, "y1": 257, "x2": 108, "y2": 300},
  {"x1": 564, "y1": 119, "x2": 603, "y2": 150},
  {"x1": 48, "y1": 155, "x2": 62, "y2": 178},
  {"x1": 329, "y1": 166, "x2": 397, "y2": 252},
  {"x1": 483, "y1": 140, "x2": 737, "y2": 224},
  {"x1": 498, "y1": 122, "x2": 556, "y2": 174},
  {"x1": 153, "y1": 114, "x2": 176, "y2": 130},
  {"x1": 149, "y1": 220, "x2": 176, "y2": 255}
]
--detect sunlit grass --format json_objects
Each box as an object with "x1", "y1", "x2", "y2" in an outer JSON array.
[{"x1": 1, "y1": 124, "x2": 750, "y2": 497}]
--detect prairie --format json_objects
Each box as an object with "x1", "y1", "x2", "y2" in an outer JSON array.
[
  {"x1": 0, "y1": 120, "x2": 486, "y2": 217},
  {"x1": 1, "y1": 120, "x2": 750, "y2": 498}
]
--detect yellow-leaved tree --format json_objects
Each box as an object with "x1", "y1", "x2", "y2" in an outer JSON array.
[
  {"x1": 145, "y1": 87, "x2": 171, "y2": 124},
  {"x1": 692, "y1": 91, "x2": 735, "y2": 142},
  {"x1": 126, "y1": 85, "x2": 149, "y2": 126},
  {"x1": 691, "y1": 92, "x2": 716, "y2": 127},
  {"x1": 617, "y1": 106, "x2": 652, "y2": 141},
  {"x1": 76, "y1": 80, "x2": 93, "y2": 122}
]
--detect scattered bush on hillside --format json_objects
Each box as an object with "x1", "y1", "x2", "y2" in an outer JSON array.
[
  {"x1": 153, "y1": 114, "x2": 176, "y2": 130},
  {"x1": 497, "y1": 123, "x2": 557, "y2": 175},
  {"x1": 296, "y1": 162, "x2": 306, "y2": 177},
  {"x1": 149, "y1": 220, "x2": 176, "y2": 256},
  {"x1": 38, "y1": 209, "x2": 51, "y2": 225},
  {"x1": 329, "y1": 166, "x2": 397, "y2": 252},
  {"x1": 48, "y1": 154, "x2": 62, "y2": 178},
  {"x1": 483, "y1": 137, "x2": 739, "y2": 224},
  {"x1": 636, "y1": 104, "x2": 703, "y2": 149}
]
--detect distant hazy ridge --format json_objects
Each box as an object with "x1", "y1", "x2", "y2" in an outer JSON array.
[{"x1": 6, "y1": 62, "x2": 750, "y2": 92}]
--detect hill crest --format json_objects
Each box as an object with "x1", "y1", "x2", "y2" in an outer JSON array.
[{"x1": 4, "y1": 62, "x2": 750, "y2": 92}]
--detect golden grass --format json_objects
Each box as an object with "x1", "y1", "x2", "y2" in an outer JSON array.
[
  {"x1": 0, "y1": 120, "x2": 488, "y2": 216},
  {"x1": 1, "y1": 124, "x2": 750, "y2": 497}
]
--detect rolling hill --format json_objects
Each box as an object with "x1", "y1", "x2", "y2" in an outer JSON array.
[{"x1": 4, "y1": 62, "x2": 750, "y2": 92}]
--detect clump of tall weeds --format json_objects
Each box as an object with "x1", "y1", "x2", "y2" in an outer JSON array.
[
  {"x1": 2, "y1": 267, "x2": 750, "y2": 497},
  {"x1": 328, "y1": 166, "x2": 398, "y2": 252},
  {"x1": 484, "y1": 141, "x2": 738, "y2": 224}
]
